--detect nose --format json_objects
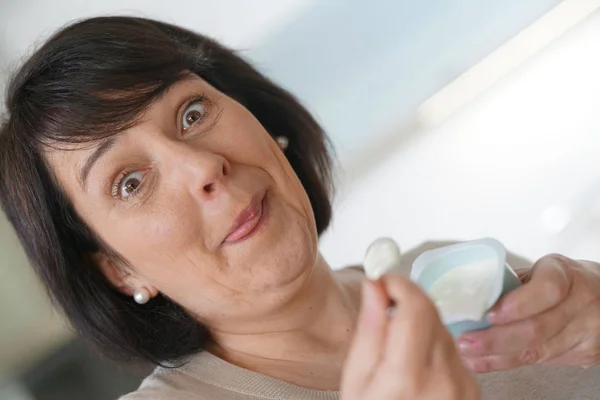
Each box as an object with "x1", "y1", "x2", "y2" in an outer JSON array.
[{"x1": 164, "y1": 143, "x2": 230, "y2": 199}]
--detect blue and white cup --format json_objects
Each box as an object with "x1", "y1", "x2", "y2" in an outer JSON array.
[{"x1": 410, "y1": 238, "x2": 521, "y2": 338}]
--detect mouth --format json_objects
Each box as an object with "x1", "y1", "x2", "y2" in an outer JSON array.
[{"x1": 223, "y1": 191, "x2": 268, "y2": 244}]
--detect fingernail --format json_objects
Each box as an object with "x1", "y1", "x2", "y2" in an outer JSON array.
[
  {"x1": 486, "y1": 311, "x2": 499, "y2": 323},
  {"x1": 361, "y1": 281, "x2": 376, "y2": 309},
  {"x1": 360, "y1": 282, "x2": 382, "y2": 327}
]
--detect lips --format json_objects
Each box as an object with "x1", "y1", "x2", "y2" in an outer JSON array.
[{"x1": 223, "y1": 191, "x2": 267, "y2": 244}]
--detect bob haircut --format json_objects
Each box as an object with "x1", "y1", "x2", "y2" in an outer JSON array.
[{"x1": 0, "y1": 16, "x2": 333, "y2": 364}]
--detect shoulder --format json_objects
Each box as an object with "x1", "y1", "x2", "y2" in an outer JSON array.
[{"x1": 117, "y1": 366, "x2": 208, "y2": 400}]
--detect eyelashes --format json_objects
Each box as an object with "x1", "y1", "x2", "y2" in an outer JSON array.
[
  {"x1": 112, "y1": 169, "x2": 146, "y2": 201},
  {"x1": 182, "y1": 96, "x2": 208, "y2": 132}
]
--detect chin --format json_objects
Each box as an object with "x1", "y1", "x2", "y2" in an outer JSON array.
[{"x1": 252, "y1": 237, "x2": 315, "y2": 291}]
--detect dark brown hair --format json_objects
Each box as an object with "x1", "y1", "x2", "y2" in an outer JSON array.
[{"x1": 0, "y1": 16, "x2": 333, "y2": 364}]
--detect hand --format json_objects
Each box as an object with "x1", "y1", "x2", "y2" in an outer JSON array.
[
  {"x1": 458, "y1": 254, "x2": 600, "y2": 372},
  {"x1": 341, "y1": 276, "x2": 479, "y2": 400}
]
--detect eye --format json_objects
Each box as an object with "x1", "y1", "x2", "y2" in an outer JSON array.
[
  {"x1": 182, "y1": 100, "x2": 206, "y2": 131},
  {"x1": 117, "y1": 171, "x2": 144, "y2": 199}
]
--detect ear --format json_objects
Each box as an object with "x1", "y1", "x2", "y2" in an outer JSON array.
[
  {"x1": 93, "y1": 252, "x2": 134, "y2": 295},
  {"x1": 92, "y1": 252, "x2": 157, "y2": 298}
]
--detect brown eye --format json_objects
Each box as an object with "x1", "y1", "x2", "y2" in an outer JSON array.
[
  {"x1": 119, "y1": 171, "x2": 144, "y2": 199},
  {"x1": 124, "y1": 179, "x2": 140, "y2": 193},
  {"x1": 182, "y1": 101, "x2": 206, "y2": 131},
  {"x1": 186, "y1": 110, "x2": 202, "y2": 125}
]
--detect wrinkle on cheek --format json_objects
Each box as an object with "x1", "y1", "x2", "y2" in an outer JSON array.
[
  {"x1": 173, "y1": 255, "x2": 253, "y2": 322},
  {"x1": 272, "y1": 148, "x2": 314, "y2": 227},
  {"x1": 213, "y1": 258, "x2": 249, "y2": 300}
]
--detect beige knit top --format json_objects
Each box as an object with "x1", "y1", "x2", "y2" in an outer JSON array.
[
  {"x1": 119, "y1": 243, "x2": 600, "y2": 400},
  {"x1": 120, "y1": 350, "x2": 600, "y2": 400}
]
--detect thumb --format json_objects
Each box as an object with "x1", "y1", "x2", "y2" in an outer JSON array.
[{"x1": 341, "y1": 280, "x2": 389, "y2": 394}]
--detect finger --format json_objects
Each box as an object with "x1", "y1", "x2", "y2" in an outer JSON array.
[
  {"x1": 464, "y1": 335, "x2": 577, "y2": 373},
  {"x1": 458, "y1": 293, "x2": 573, "y2": 357},
  {"x1": 463, "y1": 353, "x2": 525, "y2": 373},
  {"x1": 544, "y1": 342, "x2": 590, "y2": 367},
  {"x1": 542, "y1": 305, "x2": 596, "y2": 366},
  {"x1": 463, "y1": 345, "x2": 559, "y2": 373},
  {"x1": 487, "y1": 254, "x2": 572, "y2": 325},
  {"x1": 342, "y1": 279, "x2": 390, "y2": 392},
  {"x1": 381, "y1": 275, "x2": 441, "y2": 371},
  {"x1": 464, "y1": 314, "x2": 587, "y2": 372},
  {"x1": 538, "y1": 285, "x2": 600, "y2": 367}
]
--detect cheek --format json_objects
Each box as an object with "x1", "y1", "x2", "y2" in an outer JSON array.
[
  {"x1": 273, "y1": 158, "x2": 318, "y2": 243},
  {"x1": 93, "y1": 198, "x2": 204, "y2": 268},
  {"x1": 223, "y1": 109, "x2": 316, "y2": 228}
]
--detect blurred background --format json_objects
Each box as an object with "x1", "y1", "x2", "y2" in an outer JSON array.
[{"x1": 1, "y1": 0, "x2": 600, "y2": 398}]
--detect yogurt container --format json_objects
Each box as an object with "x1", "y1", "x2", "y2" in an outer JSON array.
[{"x1": 410, "y1": 238, "x2": 521, "y2": 337}]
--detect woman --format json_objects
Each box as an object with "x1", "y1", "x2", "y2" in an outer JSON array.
[{"x1": 1, "y1": 16, "x2": 599, "y2": 400}]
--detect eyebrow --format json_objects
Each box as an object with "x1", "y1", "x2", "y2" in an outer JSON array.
[{"x1": 79, "y1": 137, "x2": 118, "y2": 191}]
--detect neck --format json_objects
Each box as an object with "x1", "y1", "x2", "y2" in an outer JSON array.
[{"x1": 208, "y1": 255, "x2": 364, "y2": 390}]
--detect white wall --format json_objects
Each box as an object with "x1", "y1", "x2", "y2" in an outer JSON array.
[
  {"x1": 0, "y1": 0, "x2": 309, "y2": 60},
  {"x1": 321, "y1": 9, "x2": 600, "y2": 270}
]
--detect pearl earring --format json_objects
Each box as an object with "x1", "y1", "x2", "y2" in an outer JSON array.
[
  {"x1": 275, "y1": 136, "x2": 289, "y2": 151},
  {"x1": 133, "y1": 288, "x2": 151, "y2": 304}
]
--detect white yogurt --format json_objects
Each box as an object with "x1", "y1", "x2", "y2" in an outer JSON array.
[
  {"x1": 363, "y1": 238, "x2": 402, "y2": 279},
  {"x1": 427, "y1": 258, "x2": 497, "y2": 324}
]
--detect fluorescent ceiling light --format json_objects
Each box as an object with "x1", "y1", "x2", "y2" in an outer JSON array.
[{"x1": 417, "y1": 0, "x2": 600, "y2": 126}]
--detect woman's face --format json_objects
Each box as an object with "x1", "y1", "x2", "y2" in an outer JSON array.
[{"x1": 45, "y1": 75, "x2": 319, "y2": 330}]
